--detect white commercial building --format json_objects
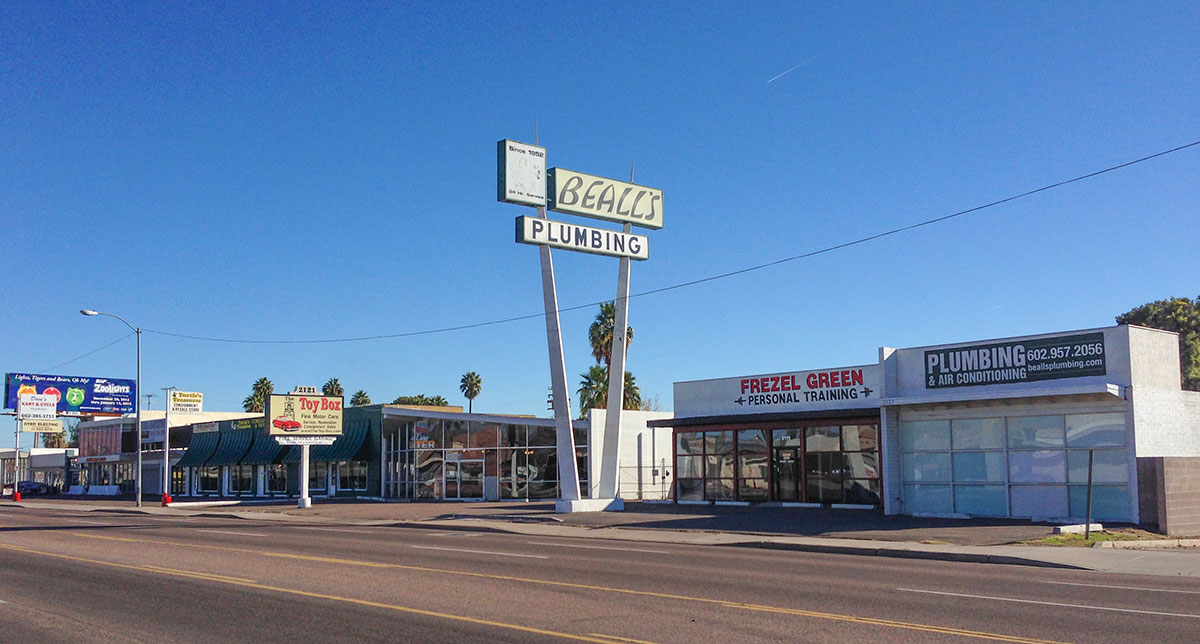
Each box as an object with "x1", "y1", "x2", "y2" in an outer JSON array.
[{"x1": 655, "y1": 325, "x2": 1200, "y2": 534}]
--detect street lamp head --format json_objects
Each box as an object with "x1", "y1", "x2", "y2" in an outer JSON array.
[{"x1": 80, "y1": 309, "x2": 99, "y2": 316}]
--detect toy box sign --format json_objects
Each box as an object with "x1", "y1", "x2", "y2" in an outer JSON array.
[
  {"x1": 674, "y1": 365, "x2": 882, "y2": 418},
  {"x1": 5, "y1": 373, "x2": 136, "y2": 415},
  {"x1": 266, "y1": 394, "x2": 343, "y2": 436}
]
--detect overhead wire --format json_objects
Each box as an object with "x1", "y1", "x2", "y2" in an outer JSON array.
[
  {"x1": 40, "y1": 333, "x2": 136, "y2": 372},
  {"x1": 142, "y1": 139, "x2": 1200, "y2": 345}
]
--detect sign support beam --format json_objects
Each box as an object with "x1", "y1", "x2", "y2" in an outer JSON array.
[
  {"x1": 537, "y1": 204, "x2": 581, "y2": 502},
  {"x1": 600, "y1": 223, "x2": 632, "y2": 500}
]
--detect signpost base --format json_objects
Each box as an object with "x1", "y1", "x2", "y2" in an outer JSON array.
[
  {"x1": 161, "y1": 493, "x2": 172, "y2": 506},
  {"x1": 12, "y1": 491, "x2": 21, "y2": 502},
  {"x1": 555, "y1": 497, "x2": 623, "y2": 513},
  {"x1": 297, "y1": 497, "x2": 312, "y2": 509}
]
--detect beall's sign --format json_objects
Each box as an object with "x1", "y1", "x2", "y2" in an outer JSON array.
[
  {"x1": 515, "y1": 216, "x2": 648, "y2": 260},
  {"x1": 674, "y1": 365, "x2": 881, "y2": 417},
  {"x1": 547, "y1": 168, "x2": 663, "y2": 229}
]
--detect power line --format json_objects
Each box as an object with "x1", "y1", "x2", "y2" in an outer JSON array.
[
  {"x1": 41, "y1": 333, "x2": 135, "y2": 372},
  {"x1": 145, "y1": 139, "x2": 1200, "y2": 345}
]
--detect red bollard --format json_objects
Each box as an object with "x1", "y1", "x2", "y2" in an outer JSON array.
[
  {"x1": 12, "y1": 491, "x2": 21, "y2": 502},
  {"x1": 161, "y1": 493, "x2": 172, "y2": 506}
]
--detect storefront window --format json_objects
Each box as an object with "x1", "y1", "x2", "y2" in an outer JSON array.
[
  {"x1": 265, "y1": 464, "x2": 287, "y2": 494},
  {"x1": 229, "y1": 465, "x2": 254, "y2": 495},
  {"x1": 337, "y1": 460, "x2": 368, "y2": 491},
  {"x1": 309, "y1": 461, "x2": 329, "y2": 494}
]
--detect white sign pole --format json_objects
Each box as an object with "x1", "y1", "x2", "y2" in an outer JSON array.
[
  {"x1": 12, "y1": 418, "x2": 19, "y2": 498},
  {"x1": 162, "y1": 387, "x2": 176, "y2": 504},
  {"x1": 600, "y1": 220, "x2": 632, "y2": 501},
  {"x1": 298, "y1": 444, "x2": 311, "y2": 508},
  {"x1": 537, "y1": 202, "x2": 581, "y2": 502}
]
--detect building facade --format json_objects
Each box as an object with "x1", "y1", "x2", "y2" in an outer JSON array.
[{"x1": 658, "y1": 325, "x2": 1200, "y2": 534}]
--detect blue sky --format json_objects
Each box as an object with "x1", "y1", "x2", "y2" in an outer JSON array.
[{"x1": 3, "y1": 2, "x2": 1198, "y2": 447}]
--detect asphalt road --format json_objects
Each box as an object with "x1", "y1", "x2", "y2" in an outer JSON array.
[{"x1": 1, "y1": 506, "x2": 1198, "y2": 643}]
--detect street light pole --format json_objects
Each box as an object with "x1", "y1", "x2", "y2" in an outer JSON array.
[
  {"x1": 80, "y1": 309, "x2": 143, "y2": 508},
  {"x1": 162, "y1": 386, "x2": 177, "y2": 506}
]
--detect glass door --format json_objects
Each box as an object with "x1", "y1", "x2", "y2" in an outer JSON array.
[
  {"x1": 458, "y1": 459, "x2": 484, "y2": 500},
  {"x1": 772, "y1": 447, "x2": 800, "y2": 501},
  {"x1": 444, "y1": 459, "x2": 462, "y2": 499}
]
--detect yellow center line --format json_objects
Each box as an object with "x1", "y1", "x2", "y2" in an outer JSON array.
[
  {"x1": 56, "y1": 532, "x2": 1069, "y2": 644},
  {"x1": 587, "y1": 633, "x2": 662, "y2": 644},
  {"x1": 0, "y1": 543, "x2": 622, "y2": 644}
]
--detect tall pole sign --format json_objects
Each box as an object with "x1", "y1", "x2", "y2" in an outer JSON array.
[{"x1": 499, "y1": 138, "x2": 663, "y2": 511}]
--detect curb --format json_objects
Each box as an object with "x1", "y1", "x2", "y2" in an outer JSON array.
[
  {"x1": 0, "y1": 501, "x2": 1123, "y2": 571},
  {"x1": 741, "y1": 540, "x2": 1085, "y2": 569}
]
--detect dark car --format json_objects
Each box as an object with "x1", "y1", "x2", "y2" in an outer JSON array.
[{"x1": 17, "y1": 481, "x2": 52, "y2": 495}]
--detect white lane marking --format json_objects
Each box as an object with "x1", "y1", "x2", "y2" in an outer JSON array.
[
  {"x1": 897, "y1": 588, "x2": 1200, "y2": 619},
  {"x1": 141, "y1": 516, "x2": 192, "y2": 522},
  {"x1": 0, "y1": 599, "x2": 8, "y2": 604},
  {"x1": 196, "y1": 530, "x2": 268, "y2": 537},
  {"x1": 411, "y1": 545, "x2": 548, "y2": 559},
  {"x1": 1045, "y1": 581, "x2": 1200, "y2": 595},
  {"x1": 527, "y1": 541, "x2": 670, "y2": 555},
  {"x1": 291, "y1": 526, "x2": 375, "y2": 534},
  {"x1": 61, "y1": 519, "x2": 110, "y2": 525}
]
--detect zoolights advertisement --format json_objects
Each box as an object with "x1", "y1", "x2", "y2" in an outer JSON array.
[{"x1": 5, "y1": 372, "x2": 137, "y2": 415}]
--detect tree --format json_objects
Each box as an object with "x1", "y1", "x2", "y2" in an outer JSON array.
[
  {"x1": 576, "y1": 365, "x2": 642, "y2": 418},
  {"x1": 588, "y1": 301, "x2": 634, "y2": 367},
  {"x1": 350, "y1": 390, "x2": 371, "y2": 406},
  {"x1": 65, "y1": 417, "x2": 81, "y2": 448},
  {"x1": 322, "y1": 378, "x2": 344, "y2": 397},
  {"x1": 242, "y1": 377, "x2": 274, "y2": 413},
  {"x1": 41, "y1": 431, "x2": 68, "y2": 448},
  {"x1": 459, "y1": 372, "x2": 482, "y2": 413},
  {"x1": 391, "y1": 394, "x2": 450, "y2": 407},
  {"x1": 1117, "y1": 296, "x2": 1200, "y2": 391}
]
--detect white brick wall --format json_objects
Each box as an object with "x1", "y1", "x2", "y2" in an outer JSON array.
[{"x1": 1133, "y1": 388, "x2": 1200, "y2": 457}]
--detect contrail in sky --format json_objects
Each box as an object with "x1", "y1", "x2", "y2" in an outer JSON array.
[{"x1": 767, "y1": 54, "x2": 820, "y2": 84}]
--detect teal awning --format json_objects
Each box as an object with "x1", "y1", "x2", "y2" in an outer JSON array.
[
  {"x1": 176, "y1": 431, "x2": 221, "y2": 467},
  {"x1": 241, "y1": 430, "x2": 291, "y2": 465},
  {"x1": 282, "y1": 418, "x2": 371, "y2": 463},
  {"x1": 206, "y1": 429, "x2": 255, "y2": 466}
]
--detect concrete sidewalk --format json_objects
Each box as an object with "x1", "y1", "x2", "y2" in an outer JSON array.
[{"x1": 6, "y1": 498, "x2": 1200, "y2": 577}]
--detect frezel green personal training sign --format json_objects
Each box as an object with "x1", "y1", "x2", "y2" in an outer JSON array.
[{"x1": 547, "y1": 168, "x2": 663, "y2": 229}]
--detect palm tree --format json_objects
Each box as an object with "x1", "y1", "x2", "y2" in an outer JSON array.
[
  {"x1": 622, "y1": 370, "x2": 643, "y2": 410},
  {"x1": 577, "y1": 366, "x2": 643, "y2": 418},
  {"x1": 588, "y1": 301, "x2": 634, "y2": 367},
  {"x1": 459, "y1": 372, "x2": 482, "y2": 413},
  {"x1": 41, "y1": 432, "x2": 68, "y2": 448},
  {"x1": 350, "y1": 390, "x2": 371, "y2": 406},
  {"x1": 242, "y1": 377, "x2": 274, "y2": 413},
  {"x1": 323, "y1": 377, "x2": 344, "y2": 397},
  {"x1": 577, "y1": 365, "x2": 608, "y2": 418}
]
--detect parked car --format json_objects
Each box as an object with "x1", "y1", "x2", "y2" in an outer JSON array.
[{"x1": 17, "y1": 481, "x2": 51, "y2": 495}]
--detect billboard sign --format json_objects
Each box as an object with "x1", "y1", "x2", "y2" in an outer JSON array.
[
  {"x1": 18, "y1": 394, "x2": 57, "y2": 420},
  {"x1": 547, "y1": 168, "x2": 663, "y2": 229},
  {"x1": 168, "y1": 391, "x2": 204, "y2": 414},
  {"x1": 924, "y1": 332, "x2": 1106, "y2": 389},
  {"x1": 5, "y1": 373, "x2": 135, "y2": 415},
  {"x1": 266, "y1": 394, "x2": 343, "y2": 436},
  {"x1": 23, "y1": 419, "x2": 64, "y2": 434},
  {"x1": 515, "y1": 216, "x2": 649, "y2": 260},
  {"x1": 674, "y1": 365, "x2": 882, "y2": 418},
  {"x1": 192, "y1": 422, "x2": 219, "y2": 434},
  {"x1": 497, "y1": 139, "x2": 547, "y2": 207}
]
